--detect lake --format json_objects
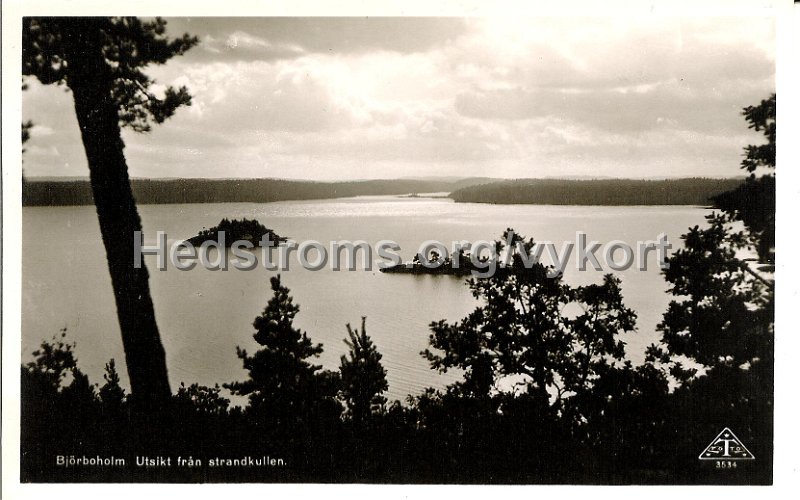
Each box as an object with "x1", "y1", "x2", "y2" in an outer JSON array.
[{"x1": 22, "y1": 196, "x2": 710, "y2": 402}]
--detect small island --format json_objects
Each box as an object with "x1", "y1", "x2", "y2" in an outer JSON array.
[
  {"x1": 381, "y1": 251, "x2": 487, "y2": 276},
  {"x1": 186, "y1": 218, "x2": 285, "y2": 247},
  {"x1": 381, "y1": 249, "x2": 564, "y2": 278}
]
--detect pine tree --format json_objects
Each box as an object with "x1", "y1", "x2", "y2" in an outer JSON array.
[
  {"x1": 644, "y1": 99, "x2": 776, "y2": 473},
  {"x1": 655, "y1": 94, "x2": 775, "y2": 377},
  {"x1": 23, "y1": 18, "x2": 198, "y2": 408},
  {"x1": 226, "y1": 276, "x2": 340, "y2": 428},
  {"x1": 99, "y1": 359, "x2": 126, "y2": 413},
  {"x1": 339, "y1": 317, "x2": 388, "y2": 425},
  {"x1": 712, "y1": 94, "x2": 775, "y2": 263}
]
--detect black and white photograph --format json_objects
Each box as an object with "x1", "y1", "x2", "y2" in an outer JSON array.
[{"x1": 2, "y1": 0, "x2": 796, "y2": 493}]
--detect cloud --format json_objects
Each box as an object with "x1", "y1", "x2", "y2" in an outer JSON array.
[
  {"x1": 168, "y1": 18, "x2": 471, "y2": 62},
  {"x1": 21, "y1": 16, "x2": 775, "y2": 181},
  {"x1": 197, "y1": 31, "x2": 306, "y2": 62},
  {"x1": 450, "y1": 17, "x2": 774, "y2": 136},
  {"x1": 454, "y1": 79, "x2": 771, "y2": 133}
]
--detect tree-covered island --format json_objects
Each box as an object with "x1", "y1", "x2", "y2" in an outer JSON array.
[
  {"x1": 380, "y1": 249, "x2": 488, "y2": 275},
  {"x1": 186, "y1": 218, "x2": 286, "y2": 247}
]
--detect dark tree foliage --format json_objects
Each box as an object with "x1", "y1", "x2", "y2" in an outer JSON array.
[
  {"x1": 657, "y1": 94, "x2": 775, "y2": 377},
  {"x1": 22, "y1": 78, "x2": 32, "y2": 159},
  {"x1": 174, "y1": 382, "x2": 231, "y2": 417},
  {"x1": 449, "y1": 177, "x2": 744, "y2": 206},
  {"x1": 22, "y1": 329, "x2": 95, "y2": 402},
  {"x1": 22, "y1": 17, "x2": 197, "y2": 409},
  {"x1": 655, "y1": 214, "x2": 772, "y2": 374},
  {"x1": 713, "y1": 175, "x2": 775, "y2": 263},
  {"x1": 22, "y1": 120, "x2": 33, "y2": 150},
  {"x1": 226, "y1": 276, "x2": 342, "y2": 431},
  {"x1": 712, "y1": 94, "x2": 776, "y2": 262},
  {"x1": 21, "y1": 331, "x2": 99, "y2": 473},
  {"x1": 648, "y1": 95, "x2": 776, "y2": 481},
  {"x1": 23, "y1": 18, "x2": 196, "y2": 131},
  {"x1": 187, "y1": 217, "x2": 285, "y2": 246},
  {"x1": 98, "y1": 359, "x2": 126, "y2": 413},
  {"x1": 740, "y1": 94, "x2": 776, "y2": 174},
  {"x1": 22, "y1": 120, "x2": 33, "y2": 182},
  {"x1": 423, "y1": 229, "x2": 638, "y2": 417},
  {"x1": 339, "y1": 317, "x2": 389, "y2": 425}
]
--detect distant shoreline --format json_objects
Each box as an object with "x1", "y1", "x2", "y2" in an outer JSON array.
[
  {"x1": 22, "y1": 176, "x2": 743, "y2": 207},
  {"x1": 449, "y1": 177, "x2": 743, "y2": 206}
]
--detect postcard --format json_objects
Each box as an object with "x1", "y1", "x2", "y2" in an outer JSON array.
[{"x1": 3, "y1": 0, "x2": 795, "y2": 497}]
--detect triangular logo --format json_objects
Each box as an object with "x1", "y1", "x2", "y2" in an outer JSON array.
[{"x1": 698, "y1": 427, "x2": 755, "y2": 460}]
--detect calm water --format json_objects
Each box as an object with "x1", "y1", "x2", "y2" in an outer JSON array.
[{"x1": 22, "y1": 196, "x2": 709, "y2": 402}]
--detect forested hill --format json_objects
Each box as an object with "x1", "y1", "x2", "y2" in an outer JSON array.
[
  {"x1": 449, "y1": 177, "x2": 745, "y2": 206},
  {"x1": 22, "y1": 176, "x2": 744, "y2": 207},
  {"x1": 21, "y1": 177, "x2": 493, "y2": 206}
]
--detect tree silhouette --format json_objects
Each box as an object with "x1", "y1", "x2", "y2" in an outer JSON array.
[
  {"x1": 174, "y1": 382, "x2": 230, "y2": 417},
  {"x1": 22, "y1": 18, "x2": 197, "y2": 408},
  {"x1": 22, "y1": 120, "x2": 33, "y2": 152},
  {"x1": 21, "y1": 330, "x2": 98, "y2": 446},
  {"x1": 22, "y1": 119, "x2": 33, "y2": 184},
  {"x1": 423, "y1": 230, "x2": 637, "y2": 414},
  {"x1": 655, "y1": 214, "x2": 772, "y2": 374},
  {"x1": 226, "y1": 276, "x2": 341, "y2": 430},
  {"x1": 740, "y1": 94, "x2": 776, "y2": 174},
  {"x1": 656, "y1": 95, "x2": 775, "y2": 378},
  {"x1": 22, "y1": 329, "x2": 86, "y2": 397},
  {"x1": 712, "y1": 94, "x2": 776, "y2": 263},
  {"x1": 99, "y1": 359, "x2": 126, "y2": 413},
  {"x1": 339, "y1": 317, "x2": 388, "y2": 426},
  {"x1": 647, "y1": 96, "x2": 776, "y2": 475}
]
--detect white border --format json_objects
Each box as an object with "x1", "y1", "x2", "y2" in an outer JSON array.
[{"x1": 3, "y1": 1, "x2": 798, "y2": 499}]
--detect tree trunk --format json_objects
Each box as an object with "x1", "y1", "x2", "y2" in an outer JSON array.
[{"x1": 62, "y1": 21, "x2": 172, "y2": 409}]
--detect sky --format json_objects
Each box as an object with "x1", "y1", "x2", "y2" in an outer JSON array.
[{"x1": 21, "y1": 16, "x2": 775, "y2": 180}]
